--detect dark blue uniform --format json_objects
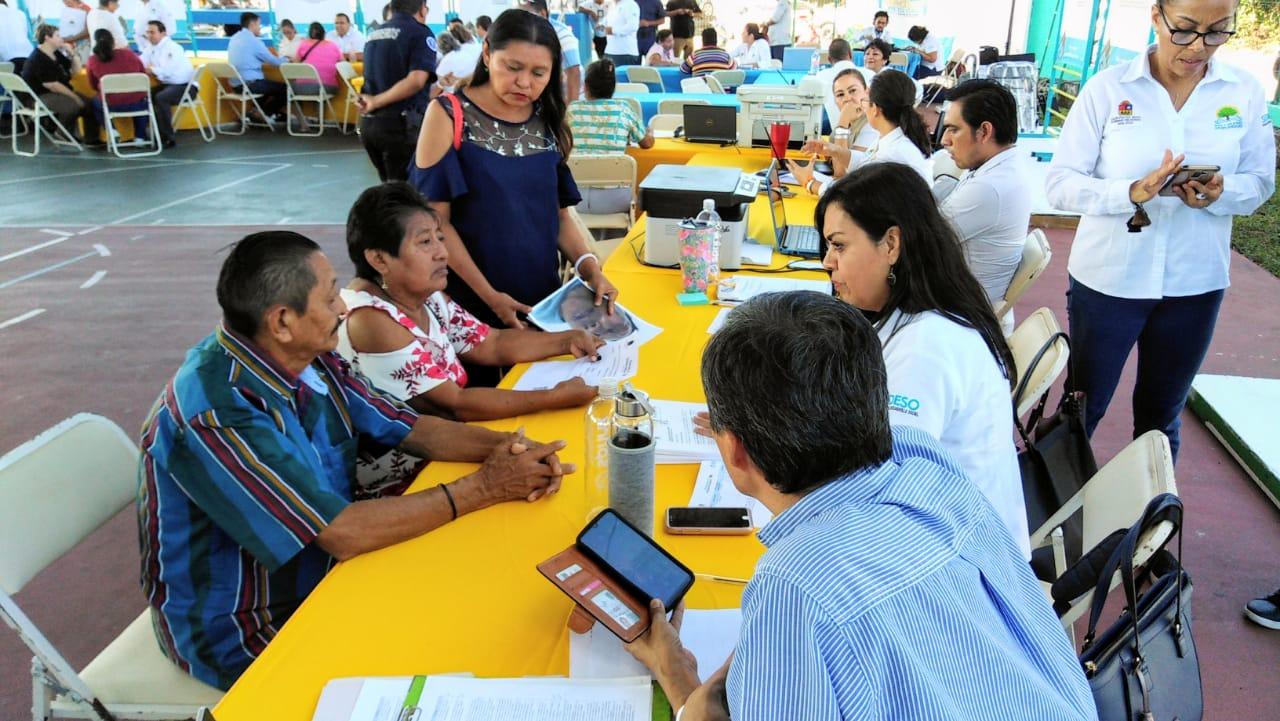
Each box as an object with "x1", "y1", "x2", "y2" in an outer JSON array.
[{"x1": 359, "y1": 12, "x2": 438, "y2": 181}]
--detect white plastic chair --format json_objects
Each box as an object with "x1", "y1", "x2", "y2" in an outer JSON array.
[
  {"x1": 567, "y1": 154, "x2": 637, "y2": 234},
  {"x1": 173, "y1": 64, "x2": 215, "y2": 143},
  {"x1": 0, "y1": 414, "x2": 225, "y2": 721},
  {"x1": 647, "y1": 113, "x2": 682, "y2": 134},
  {"x1": 710, "y1": 69, "x2": 745, "y2": 89},
  {"x1": 0, "y1": 71, "x2": 82, "y2": 156},
  {"x1": 1009, "y1": 308, "x2": 1070, "y2": 419},
  {"x1": 994, "y1": 229, "x2": 1053, "y2": 319},
  {"x1": 765, "y1": 58, "x2": 783, "y2": 68},
  {"x1": 206, "y1": 61, "x2": 275, "y2": 135},
  {"x1": 99, "y1": 73, "x2": 162, "y2": 157},
  {"x1": 658, "y1": 97, "x2": 708, "y2": 116},
  {"x1": 680, "y1": 76, "x2": 711, "y2": 94},
  {"x1": 335, "y1": 60, "x2": 361, "y2": 134},
  {"x1": 625, "y1": 65, "x2": 663, "y2": 91},
  {"x1": 888, "y1": 51, "x2": 910, "y2": 70},
  {"x1": 703, "y1": 75, "x2": 726, "y2": 94},
  {"x1": 615, "y1": 81, "x2": 651, "y2": 95},
  {"x1": 280, "y1": 63, "x2": 338, "y2": 137},
  {"x1": 0, "y1": 61, "x2": 28, "y2": 140}
]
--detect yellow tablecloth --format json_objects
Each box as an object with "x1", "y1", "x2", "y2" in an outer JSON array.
[{"x1": 213, "y1": 157, "x2": 824, "y2": 721}]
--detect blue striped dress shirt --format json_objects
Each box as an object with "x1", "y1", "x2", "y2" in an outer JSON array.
[{"x1": 726, "y1": 427, "x2": 1096, "y2": 720}]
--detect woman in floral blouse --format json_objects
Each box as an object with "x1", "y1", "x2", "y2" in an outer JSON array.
[{"x1": 338, "y1": 182, "x2": 604, "y2": 496}]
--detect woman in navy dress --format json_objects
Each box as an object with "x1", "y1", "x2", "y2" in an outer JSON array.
[{"x1": 411, "y1": 10, "x2": 618, "y2": 349}]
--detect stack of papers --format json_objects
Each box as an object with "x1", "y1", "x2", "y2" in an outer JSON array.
[
  {"x1": 688, "y1": 460, "x2": 772, "y2": 528},
  {"x1": 570, "y1": 610, "x2": 741, "y2": 684},
  {"x1": 651, "y1": 400, "x2": 720, "y2": 464},
  {"x1": 707, "y1": 307, "x2": 733, "y2": 334},
  {"x1": 512, "y1": 343, "x2": 639, "y2": 392},
  {"x1": 716, "y1": 276, "x2": 832, "y2": 304}
]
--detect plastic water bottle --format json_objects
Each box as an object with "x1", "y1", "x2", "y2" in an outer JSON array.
[
  {"x1": 695, "y1": 199, "x2": 722, "y2": 292},
  {"x1": 810, "y1": 49, "x2": 820, "y2": 75},
  {"x1": 584, "y1": 378, "x2": 620, "y2": 520}
]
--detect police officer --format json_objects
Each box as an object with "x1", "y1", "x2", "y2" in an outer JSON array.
[{"x1": 357, "y1": 0, "x2": 437, "y2": 182}]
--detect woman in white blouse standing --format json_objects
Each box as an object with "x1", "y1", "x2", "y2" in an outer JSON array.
[
  {"x1": 1046, "y1": 0, "x2": 1274, "y2": 460},
  {"x1": 730, "y1": 23, "x2": 771, "y2": 68}
]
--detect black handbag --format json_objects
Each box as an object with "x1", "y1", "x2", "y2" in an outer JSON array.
[
  {"x1": 1015, "y1": 332, "x2": 1097, "y2": 573},
  {"x1": 1074, "y1": 493, "x2": 1202, "y2": 721}
]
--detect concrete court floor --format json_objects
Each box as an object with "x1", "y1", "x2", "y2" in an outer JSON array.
[{"x1": 0, "y1": 132, "x2": 1278, "y2": 719}]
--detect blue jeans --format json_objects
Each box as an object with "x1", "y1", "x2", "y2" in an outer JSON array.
[{"x1": 1066, "y1": 276, "x2": 1224, "y2": 462}]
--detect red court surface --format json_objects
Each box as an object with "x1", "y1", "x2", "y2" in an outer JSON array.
[{"x1": 0, "y1": 224, "x2": 1276, "y2": 719}]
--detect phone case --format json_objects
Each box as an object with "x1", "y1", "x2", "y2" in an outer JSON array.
[{"x1": 537, "y1": 546, "x2": 653, "y2": 642}]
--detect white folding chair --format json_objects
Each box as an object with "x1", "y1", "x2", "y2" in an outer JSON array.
[
  {"x1": 888, "y1": 51, "x2": 910, "y2": 71},
  {"x1": 172, "y1": 64, "x2": 215, "y2": 143},
  {"x1": 624, "y1": 65, "x2": 663, "y2": 92},
  {"x1": 657, "y1": 97, "x2": 708, "y2": 116},
  {"x1": 567, "y1": 154, "x2": 637, "y2": 235},
  {"x1": 709, "y1": 69, "x2": 745, "y2": 89},
  {"x1": 703, "y1": 75, "x2": 726, "y2": 94},
  {"x1": 99, "y1": 73, "x2": 162, "y2": 157},
  {"x1": 1032, "y1": 431, "x2": 1180, "y2": 635},
  {"x1": 647, "y1": 112, "x2": 682, "y2": 135},
  {"x1": 206, "y1": 61, "x2": 275, "y2": 135},
  {"x1": 1009, "y1": 308, "x2": 1070, "y2": 419},
  {"x1": 0, "y1": 414, "x2": 225, "y2": 721},
  {"x1": 0, "y1": 71, "x2": 82, "y2": 156},
  {"x1": 922, "y1": 48, "x2": 966, "y2": 105},
  {"x1": 995, "y1": 229, "x2": 1053, "y2": 319},
  {"x1": 615, "y1": 81, "x2": 651, "y2": 94},
  {"x1": 280, "y1": 63, "x2": 338, "y2": 137},
  {"x1": 0, "y1": 61, "x2": 28, "y2": 140},
  {"x1": 335, "y1": 61, "x2": 361, "y2": 134},
  {"x1": 680, "y1": 76, "x2": 711, "y2": 94}
]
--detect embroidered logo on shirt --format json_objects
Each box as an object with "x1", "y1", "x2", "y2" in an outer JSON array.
[
  {"x1": 1214, "y1": 105, "x2": 1243, "y2": 130},
  {"x1": 888, "y1": 394, "x2": 921, "y2": 416},
  {"x1": 1110, "y1": 100, "x2": 1141, "y2": 126},
  {"x1": 1118, "y1": 100, "x2": 1133, "y2": 116}
]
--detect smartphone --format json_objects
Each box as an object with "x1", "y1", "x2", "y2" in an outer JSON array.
[
  {"x1": 578, "y1": 509, "x2": 695, "y2": 609},
  {"x1": 1158, "y1": 164, "x2": 1220, "y2": 196},
  {"x1": 665, "y1": 507, "x2": 753, "y2": 535}
]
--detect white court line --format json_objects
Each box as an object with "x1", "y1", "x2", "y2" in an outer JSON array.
[
  {"x1": 0, "y1": 237, "x2": 69, "y2": 264},
  {"x1": 109, "y1": 164, "x2": 291, "y2": 225},
  {"x1": 93, "y1": 243, "x2": 111, "y2": 257},
  {"x1": 0, "y1": 249, "x2": 99, "y2": 289},
  {"x1": 0, "y1": 308, "x2": 45, "y2": 330},
  {"x1": 80, "y1": 270, "x2": 107, "y2": 289},
  {"x1": 277, "y1": 217, "x2": 292, "y2": 224},
  {"x1": 78, "y1": 225, "x2": 103, "y2": 235},
  {"x1": 39, "y1": 229, "x2": 73, "y2": 237},
  {"x1": 130, "y1": 234, "x2": 144, "y2": 241},
  {"x1": 212, "y1": 148, "x2": 363, "y2": 162},
  {"x1": 150, "y1": 218, "x2": 166, "y2": 224},
  {"x1": 0, "y1": 161, "x2": 196, "y2": 187}
]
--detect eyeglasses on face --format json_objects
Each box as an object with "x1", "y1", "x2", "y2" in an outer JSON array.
[{"x1": 1158, "y1": 4, "x2": 1235, "y2": 47}]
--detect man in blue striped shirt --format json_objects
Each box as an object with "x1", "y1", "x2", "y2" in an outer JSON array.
[
  {"x1": 626, "y1": 292, "x2": 1095, "y2": 720},
  {"x1": 139, "y1": 232, "x2": 571, "y2": 689}
]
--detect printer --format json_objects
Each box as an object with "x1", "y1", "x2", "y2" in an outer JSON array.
[
  {"x1": 637, "y1": 165, "x2": 761, "y2": 271},
  {"x1": 736, "y1": 78, "x2": 825, "y2": 148}
]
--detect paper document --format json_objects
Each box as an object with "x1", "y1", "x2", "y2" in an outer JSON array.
[
  {"x1": 688, "y1": 460, "x2": 772, "y2": 527},
  {"x1": 570, "y1": 625, "x2": 652, "y2": 680},
  {"x1": 739, "y1": 242, "x2": 774, "y2": 266},
  {"x1": 680, "y1": 609, "x2": 743, "y2": 682},
  {"x1": 706, "y1": 307, "x2": 733, "y2": 334},
  {"x1": 716, "y1": 276, "x2": 832, "y2": 304},
  {"x1": 527, "y1": 277, "x2": 663, "y2": 347},
  {"x1": 651, "y1": 400, "x2": 720, "y2": 464},
  {"x1": 419, "y1": 676, "x2": 651, "y2": 721},
  {"x1": 512, "y1": 343, "x2": 639, "y2": 391}
]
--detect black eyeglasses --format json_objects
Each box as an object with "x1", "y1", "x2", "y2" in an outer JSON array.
[{"x1": 1158, "y1": 5, "x2": 1236, "y2": 47}]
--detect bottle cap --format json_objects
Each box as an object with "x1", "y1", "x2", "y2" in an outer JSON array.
[
  {"x1": 702, "y1": 199, "x2": 715, "y2": 212},
  {"x1": 597, "y1": 378, "x2": 620, "y2": 398}
]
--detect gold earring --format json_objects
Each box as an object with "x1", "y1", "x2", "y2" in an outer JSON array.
[{"x1": 380, "y1": 277, "x2": 388, "y2": 291}]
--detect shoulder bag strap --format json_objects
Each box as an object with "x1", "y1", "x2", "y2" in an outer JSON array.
[
  {"x1": 443, "y1": 92, "x2": 464, "y2": 151},
  {"x1": 1012, "y1": 331, "x2": 1069, "y2": 439}
]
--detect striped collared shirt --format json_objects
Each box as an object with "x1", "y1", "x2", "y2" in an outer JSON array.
[
  {"x1": 569, "y1": 98, "x2": 645, "y2": 155},
  {"x1": 727, "y1": 427, "x2": 1096, "y2": 720},
  {"x1": 680, "y1": 46, "x2": 735, "y2": 76},
  {"x1": 138, "y1": 326, "x2": 418, "y2": 689}
]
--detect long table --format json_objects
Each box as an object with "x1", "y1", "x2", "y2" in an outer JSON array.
[
  {"x1": 617, "y1": 90, "x2": 737, "y2": 124},
  {"x1": 615, "y1": 65, "x2": 809, "y2": 92},
  {"x1": 212, "y1": 156, "x2": 825, "y2": 721}
]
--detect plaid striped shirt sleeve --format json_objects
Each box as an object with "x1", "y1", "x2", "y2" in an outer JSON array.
[
  {"x1": 326, "y1": 356, "x2": 419, "y2": 449},
  {"x1": 176, "y1": 404, "x2": 352, "y2": 573}
]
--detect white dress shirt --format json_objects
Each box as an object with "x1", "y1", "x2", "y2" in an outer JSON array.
[
  {"x1": 326, "y1": 28, "x2": 365, "y2": 56},
  {"x1": 0, "y1": 2, "x2": 34, "y2": 61},
  {"x1": 731, "y1": 38, "x2": 771, "y2": 68},
  {"x1": 141, "y1": 34, "x2": 192, "y2": 85},
  {"x1": 277, "y1": 33, "x2": 301, "y2": 60},
  {"x1": 865, "y1": 126, "x2": 932, "y2": 183},
  {"x1": 59, "y1": 5, "x2": 88, "y2": 39},
  {"x1": 133, "y1": 0, "x2": 175, "y2": 51},
  {"x1": 86, "y1": 8, "x2": 127, "y2": 49},
  {"x1": 604, "y1": 0, "x2": 639, "y2": 56},
  {"x1": 767, "y1": 0, "x2": 792, "y2": 45},
  {"x1": 858, "y1": 26, "x2": 893, "y2": 48},
  {"x1": 1046, "y1": 48, "x2": 1275, "y2": 300},
  {"x1": 940, "y1": 145, "x2": 1034, "y2": 304},
  {"x1": 912, "y1": 31, "x2": 941, "y2": 71},
  {"x1": 878, "y1": 309, "x2": 1030, "y2": 559}
]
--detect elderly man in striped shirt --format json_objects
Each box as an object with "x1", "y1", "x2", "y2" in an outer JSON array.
[
  {"x1": 626, "y1": 292, "x2": 1096, "y2": 721},
  {"x1": 138, "y1": 232, "x2": 570, "y2": 690}
]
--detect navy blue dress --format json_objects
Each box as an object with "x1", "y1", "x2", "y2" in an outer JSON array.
[{"x1": 410, "y1": 91, "x2": 582, "y2": 329}]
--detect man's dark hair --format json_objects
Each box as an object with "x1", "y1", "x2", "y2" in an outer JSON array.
[
  {"x1": 874, "y1": 10, "x2": 889, "y2": 21},
  {"x1": 476, "y1": 14, "x2": 492, "y2": 30},
  {"x1": 946, "y1": 79, "x2": 1019, "y2": 146},
  {"x1": 449, "y1": 17, "x2": 463, "y2": 25},
  {"x1": 584, "y1": 58, "x2": 616, "y2": 99},
  {"x1": 864, "y1": 38, "x2": 892, "y2": 62},
  {"x1": 656, "y1": 28, "x2": 672, "y2": 43},
  {"x1": 827, "y1": 37, "x2": 851, "y2": 62},
  {"x1": 907, "y1": 25, "x2": 928, "y2": 44},
  {"x1": 390, "y1": 0, "x2": 424, "y2": 17},
  {"x1": 217, "y1": 232, "x2": 321, "y2": 338},
  {"x1": 701, "y1": 27, "x2": 716, "y2": 46},
  {"x1": 239, "y1": 11, "x2": 259, "y2": 27},
  {"x1": 335, "y1": 12, "x2": 351, "y2": 22},
  {"x1": 520, "y1": 0, "x2": 549, "y2": 15},
  {"x1": 279, "y1": 18, "x2": 294, "y2": 29},
  {"x1": 346, "y1": 182, "x2": 436, "y2": 283},
  {"x1": 99, "y1": 0, "x2": 114, "y2": 7},
  {"x1": 147, "y1": 18, "x2": 165, "y2": 33},
  {"x1": 701, "y1": 292, "x2": 893, "y2": 494}
]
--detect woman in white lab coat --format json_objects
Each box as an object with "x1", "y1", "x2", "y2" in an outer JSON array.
[
  {"x1": 730, "y1": 23, "x2": 771, "y2": 68},
  {"x1": 1045, "y1": 0, "x2": 1274, "y2": 460}
]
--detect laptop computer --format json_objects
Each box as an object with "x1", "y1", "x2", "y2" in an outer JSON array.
[
  {"x1": 682, "y1": 105, "x2": 737, "y2": 144},
  {"x1": 764, "y1": 161, "x2": 822, "y2": 258}
]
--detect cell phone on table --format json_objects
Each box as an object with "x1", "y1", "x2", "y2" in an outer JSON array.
[
  {"x1": 578, "y1": 508, "x2": 695, "y2": 609},
  {"x1": 1158, "y1": 164, "x2": 1220, "y2": 196},
  {"x1": 665, "y1": 506, "x2": 753, "y2": 535}
]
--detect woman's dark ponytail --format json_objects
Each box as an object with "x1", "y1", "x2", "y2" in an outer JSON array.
[
  {"x1": 92, "y1": 29, "x2": 114, "y2": 63},
  {"x1": 869, "y1": 69, "x2": 932, "y2": 157}
]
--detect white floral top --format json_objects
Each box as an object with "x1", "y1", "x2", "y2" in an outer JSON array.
[{"x1": 336, "y1": 288, "x2": 490, "y2": 496}]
